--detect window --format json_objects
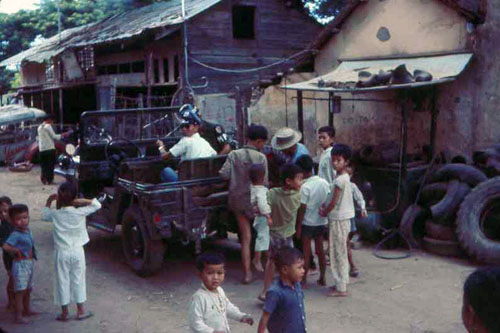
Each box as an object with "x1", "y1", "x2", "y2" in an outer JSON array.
[
  {"x1": 173, "y1": 55, "x2": 179, "y2": 81},
  {"x1": 77, "y1": 46, "x2": 94, "y2": 71},
  {"x1": 163, "y1": 58, "x2": 169, "y2": 82},
  {"x1": 232, "y1": 5, "x2": 255, "y2": 39},
  {"x1": 106, "y1": 64, "x2": 118, "y2": 74},
  {"x1": 131, "y1": 61, "x2": 145, "y2": 73},
  {"x1": 45, "y1": 63, "x2": 55, "y2": 81},
  {"x1": 119, "y1": 63, "x2": 131, "y2": 74},
  {"x1": 153, "y1": 59, "x2": 160, "y2": 83}
]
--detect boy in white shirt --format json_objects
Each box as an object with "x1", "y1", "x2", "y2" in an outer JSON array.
[
  {"x1": 295, "y1": 155, "x2": 330, "y2": 286},
  {"x1": 41, "y1": 181, "x2": 102, "y2": 321},
  {"x1": 319, "y1": 144, "x2": 354, "y2": 297},
  {"x1": 317, "y1": 126, "x2": 336, "y2": 184},
  {"x1": 188, "y1": 252, "x2": 253, "y2": 332},
  {"x1": 250, "y1": 164, "x2": 272, "y2": 272}
]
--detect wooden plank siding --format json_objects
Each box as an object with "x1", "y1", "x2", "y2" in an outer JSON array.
[{"x1": 186, "y1": 0, "x2": 321, "y2": 94}]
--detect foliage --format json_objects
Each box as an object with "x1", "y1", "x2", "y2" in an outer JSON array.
[
  {"x1": 0, "y1": 0, "x2": 166, "y2": 93},
  {"x1": 302, "y1": 0, "x2": 346, "y2": 24}
]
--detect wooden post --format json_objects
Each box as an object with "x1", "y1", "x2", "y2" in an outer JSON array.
[
  {"x1": 297, "y1": 90, "x2": 304, "y2": 144},
  {"x1": 400, "y1": 91, "x2": 408, "y2": 182},
  {"x1": 328, "y1": 92, "x2": 334, "y2": 127},
  {"x1": 58, "y1": 88, "x2": 64, "y2": 131},
  {"x1": 50, "y1": 90, "x2": 54, "y2": 114}
]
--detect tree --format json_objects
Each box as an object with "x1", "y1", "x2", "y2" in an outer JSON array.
[{"x1": 302, "y1": 0, "x2": 346, "y2": 24}]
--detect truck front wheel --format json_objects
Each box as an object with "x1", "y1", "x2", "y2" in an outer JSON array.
[{"x1": 121, "y1": 207, "x2": 165, "y2": 277}]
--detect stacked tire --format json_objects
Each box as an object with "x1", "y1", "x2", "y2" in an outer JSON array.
[{"x1": 400, "y1": 164, "x2": 487, "y2": 258}]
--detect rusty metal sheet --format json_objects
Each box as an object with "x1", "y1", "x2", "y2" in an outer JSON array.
[
  {"x1": 283, "y1": 53, "x2": 473, "y2": 93},
  {"x1": 0, "y1": 0, "x2": 222, "y2": 66}
]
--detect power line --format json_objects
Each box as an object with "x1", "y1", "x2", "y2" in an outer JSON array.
[{"x1": 188, "y1": 49, "x2": 313, "y2": 74}]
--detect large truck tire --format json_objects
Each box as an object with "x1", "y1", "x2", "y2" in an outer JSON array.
[
  {"x1": 422, "y1": 237, "x2": 463, "y2": 257},
  {"x1": 399, "y1": 204, "x2": 429, "y2": 249},
  {"x1": 417, "y1": 182, "x2": 447, "y2": 207},
  {"x1": 457, "y1": 177, "x2": 500, "y2": 264},
  {"x1": 122, "y1": 207, "x2": 165, "y2": 277},
  {"x1": 429, "y1": 180, "x2": 470, "y2": 223},
  {"x1": 428, "y1": 164, "x2": 487, "y2": 187},
  {"x1": 425, "y1": 221, "x2": 456, "y2": 241}
]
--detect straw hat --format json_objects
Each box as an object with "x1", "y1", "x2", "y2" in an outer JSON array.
[{"x1": 271, "y1": 127, "x2": 302, "y2": 150}]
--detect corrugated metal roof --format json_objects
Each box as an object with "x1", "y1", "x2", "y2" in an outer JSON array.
[
  {"x1": 283, "y1": 53, "x2": 473, "y2": 93},
  {"x1": 0, "y1": 0, "x2": 222, "y2": 66}
]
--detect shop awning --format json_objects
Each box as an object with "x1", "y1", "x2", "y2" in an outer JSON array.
[{"x1": 283, "y1": 52, "x2": 473, "y2": 93}]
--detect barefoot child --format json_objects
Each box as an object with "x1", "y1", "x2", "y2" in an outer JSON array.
[
  {"x1": 320, "y1": 144, "x2": 354, "y2": 297},
  {"x1": 295, "y1": 155, "x2": 330, "y2": 286},
  {"x1": 346, "y1": 165, "x2": 367, "y2": 278},
  {"x1": 258, "y1": 164, "x2": 303, "y2": 301},
  {"x1": 250, "y1": 163, "x2": 272, "y2": 272},
  {"x1": 2, "y1": 204, "x2": 37, "y2": 323},
  {"x1": 41, "y1": 181, "x2": 101, "y2": 321},
  {"x1": 258, "y1": 247, "x2": 306, "y2": 333},
  {"x1": 188, "y1": 252, "x2": 254, "y2": 332},
  {"x1": 0, "y1": 196, "x2": 14, "y2": 310}
]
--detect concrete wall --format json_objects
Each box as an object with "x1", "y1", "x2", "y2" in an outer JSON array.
[{"x1": 250, "y1": 0, "x2": 498, "y2": 159}]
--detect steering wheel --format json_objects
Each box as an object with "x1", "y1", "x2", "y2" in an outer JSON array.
[{"x1": 105, "y1": 138, "x2": 143, "y2": 172}]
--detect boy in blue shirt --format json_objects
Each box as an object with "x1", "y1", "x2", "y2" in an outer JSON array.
[
  {"x1": 2, "y1": 204, "x2": 37, "y2": 324},
  {"x1": 258, "y1": 247, "x2": 306, "y2": 333}
]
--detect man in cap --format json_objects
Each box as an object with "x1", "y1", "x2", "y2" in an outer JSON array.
[
  {"x1": 271, "y1": 127, "x2": 311, "y2": 164},
  {"x1": 156, "y1": 108, "x2": 216, "y2": 182},
  {"x1": 180, "y1": 104, "x2": 232, "y2": 155}
]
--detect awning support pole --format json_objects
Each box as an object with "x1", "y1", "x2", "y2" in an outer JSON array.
[
  {"x1": 297, "y1": 90, "x2": 304, "y2": 144},
  {"x1": 430, "y1": 88, "x2": 438, "y2": 159},
  {"x1": 400, "y1": 90, "x2": 408, "y2": 182},
  {"x1": 328, "y1": 92, "x2": 334, "y2": 127}
]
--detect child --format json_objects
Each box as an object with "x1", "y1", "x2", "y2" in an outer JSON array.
[
  {"x1": 295, "y1": 155, "x2": 330, "y2": 286},
  {"x1": 250, "y1": 163, "x2": 272, "y2": 272},
  {"x1": 346, "y1": 165, "x2": 367, "y2": 278},
  {"x1": 219, "y1": 124, "x2": 269, "y2": 284},
  {"x1": 462, "y1": 267, "x2": 500, "y2": 333},
  {"x1": 2, "y1": 204, "x2": 37, "y2": 324},
  {"x1": 319, "y1": 144, "x2": 354, "y2": 297},
  {"x1": 317, "y1": 126, "x2": 336, "y2": 184},
  {"x1": 188, "y1": 252, "x2": 253, "y2": 332},
  {"x1": 41, "y1": 181, "x2": 101, "y2": 321},
  {"x1": 258, "y1": 247, "x2": 306, "y2": 333},
  {"x1": 258, "y1": 164, "x2": 303, "y2": 301},
  {"x1": 0, "y1": 196, "x2": 14, "y2": 310}
]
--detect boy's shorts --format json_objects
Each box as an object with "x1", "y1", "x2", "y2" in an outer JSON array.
[
  {"x1": 302, "y1": 225, "x2": 328, "y2": 239},
  {"x1": 350, "y1": 219, "x2": 357, "y2": 233},
  {"x1": 12, "y1": 259, "x2": 34, "y2": 292},
  {"x1": 269, "y1": 234, "x2": 293, "y2": 256},
  {"x1": 3, "y1": 250, "x2": 13, "y2": 272}
]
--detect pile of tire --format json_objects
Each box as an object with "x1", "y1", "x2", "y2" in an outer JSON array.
[{"x1": 399, "y1": 163, "x2": 494, "y2": 260}]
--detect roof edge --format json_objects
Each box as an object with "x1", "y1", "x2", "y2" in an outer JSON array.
[{"x1": 311, "y1": 0, "x2": 487, "y2": 51}]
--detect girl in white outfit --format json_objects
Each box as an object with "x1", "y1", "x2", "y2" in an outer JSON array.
[{"x1": 41, "y1": 181, "x2": 101, "y2": 321}]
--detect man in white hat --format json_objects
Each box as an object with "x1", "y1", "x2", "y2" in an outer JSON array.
[{"x1": 271, "y1": 128, "x2": 310, "y2": 164}]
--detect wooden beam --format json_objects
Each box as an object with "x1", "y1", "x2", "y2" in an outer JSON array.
[
  {"x1": 58, "y1": 88, "x2": 64, "y2": 131},
  {"x1": 297, "y1": 90, "x2": 304, "y2": 144}
]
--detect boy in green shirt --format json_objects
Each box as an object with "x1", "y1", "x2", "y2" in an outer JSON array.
[{"x1": 258, "y1": 164, "x2": 303, "y2": 301}]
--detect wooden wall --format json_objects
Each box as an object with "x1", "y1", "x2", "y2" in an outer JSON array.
[{"x1": 187, "y1": 0, "x2": 321, "y2": 94}]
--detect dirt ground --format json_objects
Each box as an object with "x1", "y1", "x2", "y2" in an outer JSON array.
[{"x1": 0, "y1": 166, "x2": 478, "y2": 333}]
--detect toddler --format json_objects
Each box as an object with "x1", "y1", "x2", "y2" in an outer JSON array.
[
  {"x1": 258, "y1": 247, "x2": 306, "y2": 333},
  {"x1": 188, "y1": 252, "x2": 253, "y2": 332},
  {"x1": 3, "y1": 204, "x2": 37, "y2": 324},
  {"x1": 250, "y1": 163, "x2": 272, "y2": 272}
]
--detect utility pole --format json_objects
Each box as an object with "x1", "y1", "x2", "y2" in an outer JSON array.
[
  {"x1": 57, "y1": 0, "x2": 62, "y2": 43},
  {"x1": 181, "y1": 0, "x2": 189, "y2": 87}
]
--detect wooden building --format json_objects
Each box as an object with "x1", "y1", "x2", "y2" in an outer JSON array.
[{"x1": 1, "y1": 0, "x2": 321, "y2": 138}]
